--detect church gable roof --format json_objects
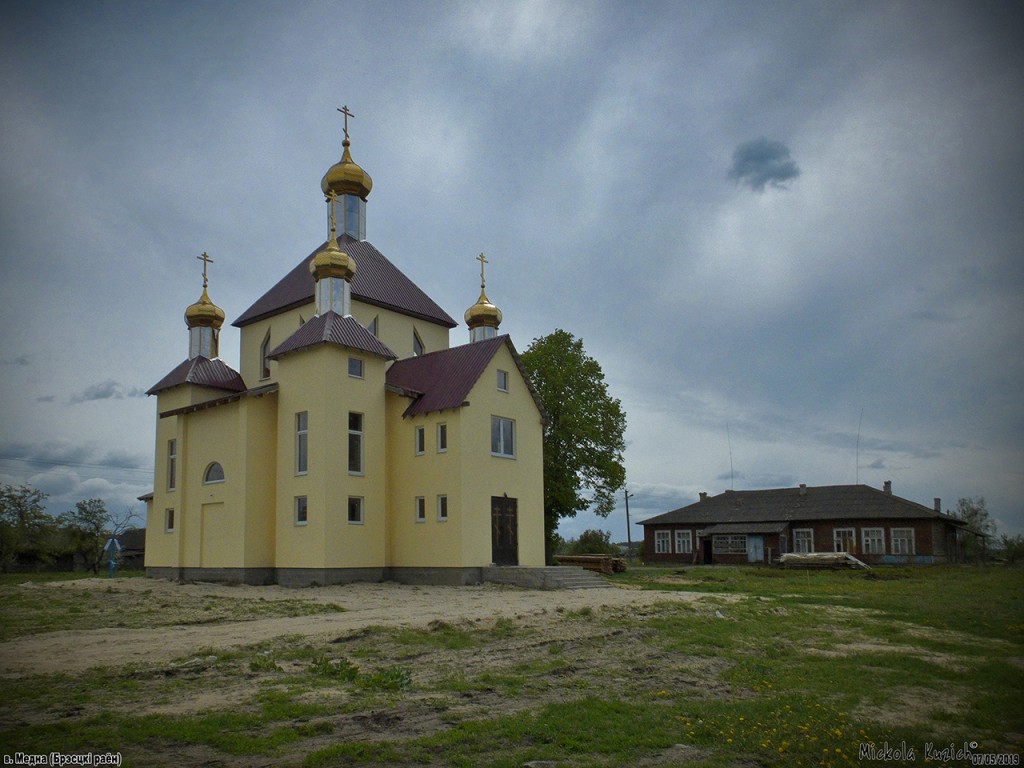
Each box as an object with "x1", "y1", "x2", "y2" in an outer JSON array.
[
  {"x1": 267, "y1": 311, "x2": 397, "y2": 361},
  {"x1": 641, "y1": 484, "x2": 965, "y2": 527},
  {"x1": 232, "y1": 235, "x2": 457, "y2": 329},
  {"x1": 147, "y1": 356, "x2": 246, "y2": 396},
  {"x1": 386, "y1": 335, "x2": 545, "y2": 419}
]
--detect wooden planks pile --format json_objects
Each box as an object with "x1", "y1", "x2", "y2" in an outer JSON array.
[{"x1": 554, "y1": 555, "x2": 628, "y2": 574}]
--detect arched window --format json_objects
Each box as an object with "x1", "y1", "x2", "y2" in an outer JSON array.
[{"x1": 203, "y1": 462, "x2": 225, "y2": 484}]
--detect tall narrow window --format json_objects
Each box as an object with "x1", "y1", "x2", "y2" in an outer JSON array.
[
  {"x1": 348, "y1": 412, "x2": 363, "y2": 474},
  {"x1": 437, "y1": 495, "x2": 448, "y2": 522},
  {"x1": 413, "y1": 330, "x2": 424, "y2": 357},
  {"x1": 674, "y1": 530, "x2": 692, "y2": 554},
  {"x1": 437, "y1": 423, "x2": 447, "y2": 452},
  {"x1": 491, "y1": 416, "x2": 515, "y2": 457},
  {"x1": 415, "y1": 496, "x2": 426, "y2": 523},
  {"x1": 415, "y1": 426, "x2": 425, "y2": 455},
  {"x1": 891, "y1": 528, "x2": 915, "y2": 555},
  {"x1": 368, "y1": 315, "x2": 379, "y2": 337},
  {"x1": 165, "y1": 508, "x2": 175, "y2": 532},
  {"x1": 497, "y1": 369, "x2": 509, "y2": 392},
  {"x1": 295, "y1": 496, "x2": 308, "y2": 526},
  {"x1": 862, "y1": 528, "x2": 885, "y2": 554},
  {"x1": 167, "y1": 439, "x2": 177, "y2": 491},
  {"x1": 348, "y1": 496, "x2": 364, "y2": 524},
  {"x1": 295, "y1": 411, "x2": 309, "y2": 475},
  {"x1": 833, "y1": 528, "x2": 855, "y2": 553},
  {"x1": 655, "y1": 530, "x2": 671, "y2": 554},
  {"x1": 260, "y1": 330, "x2": 271, "y2": 380},
  {"x1": 793, "y1": 529, "x2": 814, "y2": 553}
]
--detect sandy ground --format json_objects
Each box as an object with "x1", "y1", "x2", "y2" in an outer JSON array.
[{"x1": 0, "y1": 577, "x2": 722, "y2": 677}]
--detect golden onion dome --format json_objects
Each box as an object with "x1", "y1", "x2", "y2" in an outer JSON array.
[
  {"x1": 464, "y1": 287, "x2": 503, "y2": 329},
  {"x1": 184, "y1": 287, "x2": 226, "y2": 329},
  {"x1": 310, "y1": 235, "x2": 357, "y2": 282},
  {"x1": 320, "y1": 139, "x2": 372, "y2": 201}
]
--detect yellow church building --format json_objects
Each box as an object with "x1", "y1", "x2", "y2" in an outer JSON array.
[{"x1": 142, "y1": 116, "x2": 546, "y2": 586}]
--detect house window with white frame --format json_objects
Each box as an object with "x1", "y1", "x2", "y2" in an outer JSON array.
[
  {"x1": 793, "y1": 528, "x2": 814, "y2": 553},
  {"x1": 655, "y1": 530, "x2": 671, "y2": 554},
  {"x1": 414, "y1": 426, "x2": 425, "y2": 455},
  {"x1": 437, "y1": 495, "x2": 448, "y2": 522},
  {"x1": 164, "y1": 508, "x2": 175, "y2": 532},
  {"x1": 491, "y1": 416, "x2": 515, "y2": 457},
  {"x1": 348, "y1": 496, "x2": 363, "y2": 525},
  {"x1": 891, "y1": 528, "x2": 915, "y2": 555},
  {"x1": 833, "y1": 528, "x2": 855, "y2": 553},
  {"x1": 497, "y1": 369, "x2": 509, "y2": 392},
  {"x1": 675, "y1": 529, "x2": 692, "y2": 554},
  {"x1": 713, "y1": 534, "x2": 747, "y2": 554},
  {"x1": 348, "y1": 412, "x2": 363, "y2": 474},
  {"x1": 862, "y1": 527, "x2": 885, "y2": 554},
  {"x1": 295, "y1": 496, "x2": 308, "y2": 526},
  {"x1": 415, "y1": 497, "x2": 426, "y2": 523},
  {"x1": 437, "y1": 423, "x2": 447, "y2": 452},
  {"x1": 295, "y1": 411, "x2": 308, "y2": 475},
  {"x1": 167, "y1": 439, "x2": 177, "y2": 491}
]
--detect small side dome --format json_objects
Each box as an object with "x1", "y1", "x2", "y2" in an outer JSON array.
[
  {"x1": 184, "y1": 287, "x2": 226, "y2": 329},
  {"x1": 464, "y1": 287, "x2": 503, "y2": 329},
  {"x1": 320, "y1": 139, "x2": 373, "y2": 201},
  {"x1": 310, "y1": 236, "x2": 357, "y2": 282}
]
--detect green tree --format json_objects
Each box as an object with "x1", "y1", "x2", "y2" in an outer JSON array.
[
  {"x1": 58, "y1": 499, "x2": 112, "y2": 574},
  {"x1": 953, "y1": 496, "x2": 996, "y2": 561},
  {"x1": 569, "y1": 529, "x2": 619, "y2": 555},
  {"x1": 0, "y1": 484, "x2": 54, "y2": 572},
  {"x1": 999, "y1": 534, "x2": 1024, "y2": 565},
  {"x1": 520, "y1": 329, "x2": 627, "y2": 562}
]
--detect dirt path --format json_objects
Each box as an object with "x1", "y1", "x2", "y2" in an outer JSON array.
[{"x1": 0, "y1": 577, "x2": 723, "y2": 677}]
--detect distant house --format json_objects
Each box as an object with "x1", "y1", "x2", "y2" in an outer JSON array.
[{"x1": 640, "y1": 481, "x2": 969, "y2": 565}]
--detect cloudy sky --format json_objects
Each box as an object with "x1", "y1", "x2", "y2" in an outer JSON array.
[{"x1": 2, "y1": 1, "x2": 1022, "y2": 543}]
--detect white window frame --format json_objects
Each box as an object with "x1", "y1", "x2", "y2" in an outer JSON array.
[
  {"x1": 164, "y1": 508, "x2": 175, "y2": 532},
  {"x1": 655, "y1": 530, "x2": 671, "y2": 554},
  {"x1": 862, "y1": 527, "x2": 885, "y2": 555},
  {"x1": 348, "y1": 357, "x2": 364, "y2": 379},
  {"x1": 295, "y1": 411, "x2": 309, "y2": 475},
  {"x1": 348, "y1": 412, "x2": 364, "y2": 475},
  {"x1": 415, "y1": 496, "x2": 426, "y2": 523},
  {"x1": 437, "y1": 423, "x2": 447, "y2": 453},
  {"x1": 437, "y1": 494, "x2": 448, "y2": 522},
  {"x1": 167, "y1": 439, "x2": 177, "y2": 492},
  {"x1": 833, "y1": 528, "x2": 855, "y2": 553},
  {"x1": 891, "y1": 528, "x2": 915, "y2": 555},
  {"x1": 415, "y1": 426, "x2": 425, "y2": 455},
  {"x1": 295, "y1": 496, "x2": 308, "y2": 526},
  {"x1": 491, "y1": 416, "x2": 515, "y2": 458},
  {"x1": 674, "y1": 529, "x2": 692, "y2": 554},
  {"x1": 497, "y1": 369, "x2": 509, "y2": 392},
  {"x1": 793, "y1": 528, "x2": 814, "y2": 553},
  {"x1": 713, "y1": 534, "x2": 747, "y2": 554},
  {"x1": 347, "y1": 496, "x2": 364, "y2": 525}
]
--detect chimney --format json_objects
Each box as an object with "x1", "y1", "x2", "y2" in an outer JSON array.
[
  {"x1": 934, "y1": 498, "x2": 941, "y2": 512},
  {"x1": 799, "y1": 483, "x2": 807, "y2": 496},
  {"x1": 883, "y1": 480, "x2": 892, "y2": 494},
  {"x1": 699, "y1": 492, "x2": 708, "y2": 502}
]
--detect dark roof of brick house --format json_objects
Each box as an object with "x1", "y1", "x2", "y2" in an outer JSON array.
[
  {"x1": 147, "y1": 356, "x2": 246, "y2": 396},
  {"x1": 640, "y1": 484, "x2": 966, "y2": 527},
  {"x1": 386, "y1": 335, "x2": 545, "y2": 419},
  {"x1": 233, "y1": 234, "x2": 457, "y2": 329},
  {"x1": 268, "y1": 311, "x2": 397, "y2": 361}
]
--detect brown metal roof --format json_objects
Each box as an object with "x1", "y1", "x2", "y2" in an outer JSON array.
[
  {"x1": 232, "y1": 235, "x2": 457, "y2": 329},
  {"x1": 268, "y1": 311, "x2": 397, "y2": 361},
  {"x1": 640, "y1": 485, "x2": 966, "y2": 527},
  {"x1": 385, "y1": 335, "x2": 546, "y2": 419},
  {"x1": 146, "y1": 356, "x2": 246, "y2": 396}
]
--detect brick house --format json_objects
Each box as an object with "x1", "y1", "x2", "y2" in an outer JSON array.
[{"x1": 640, "y1": 481, "x2": 968, "y2": 565}]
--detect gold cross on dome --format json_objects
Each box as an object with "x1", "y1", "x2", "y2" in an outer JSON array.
[
  {"x1": 476, "y1": 252, "x2": 489, "y2": 287},
  {"x1": 197, "y1": 252, "x2": 213, "y2": 288},
  {"x1": 337, "y1": 105, "x2": 355, "y2": 140}
]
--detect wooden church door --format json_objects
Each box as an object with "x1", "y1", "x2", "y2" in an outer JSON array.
[{"x1": 491, "y1": 496, "x2": 518, "y2": 566}]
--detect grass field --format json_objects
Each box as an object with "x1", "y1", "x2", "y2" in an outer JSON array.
[{"x1": 0, "y1": 565, "x2": 1021, "y2": 767}]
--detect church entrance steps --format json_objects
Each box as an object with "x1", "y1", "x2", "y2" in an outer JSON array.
[{"x1": 482, "y1": 566, "x2": 609, "y2": 590}]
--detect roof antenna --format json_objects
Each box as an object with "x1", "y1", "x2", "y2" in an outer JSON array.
[
  {"x1": 726, "y1": 422, "x2": 735, "y2": 490},
  {"x1": 856, "y1": 407, "x2": 864, "y2": 484}
]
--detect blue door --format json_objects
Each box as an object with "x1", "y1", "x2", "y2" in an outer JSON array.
[{"x1": 747, "y1": 535, "x2": 764, "y2": 563}]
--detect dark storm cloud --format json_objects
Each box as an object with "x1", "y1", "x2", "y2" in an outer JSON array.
[
  {"x1": 728, "y1": 137, "x2": 800, "y2": 192},
  {"x1": 1, "y1": 355, "x2": 30, "y2": 366}
]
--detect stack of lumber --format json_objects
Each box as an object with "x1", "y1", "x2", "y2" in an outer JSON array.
[
  {"x1": 779, "y1": 552, "x2": 870, "y2": 570},
  {"x1": 554, "y1": 555, "x2": 627, "y2": 574}
]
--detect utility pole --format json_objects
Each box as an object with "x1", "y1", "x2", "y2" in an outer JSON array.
[{"x1": 624, "y1": 490, "x2": 634, "y2": 559}]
